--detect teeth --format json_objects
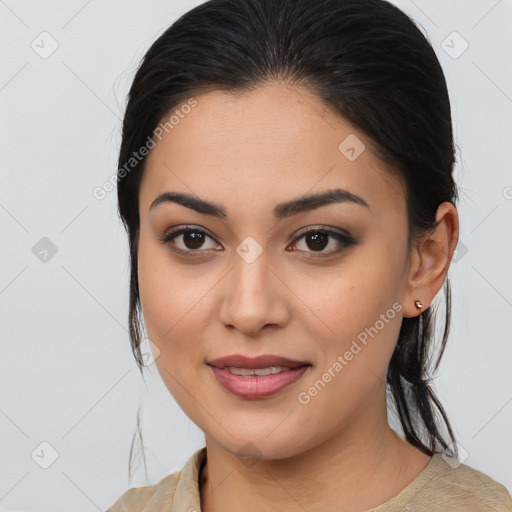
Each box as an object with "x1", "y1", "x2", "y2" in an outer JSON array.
[{"x1": 226, "y1": 366, "x2": 292, "y2": 376}]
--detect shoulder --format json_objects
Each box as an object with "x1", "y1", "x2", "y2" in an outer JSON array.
[
  {"x1": 105, "y1": 471, "x2": 181, "y2": 512},
  {"x1": 436, "y1": 454, "x2": 512, "y2": 511},
  {"x1": 105, "y1": 446, "x2": 206, "y2": 512},
  {"x1": 382, "y1": 453, "x2": 512, "y2": 512}
]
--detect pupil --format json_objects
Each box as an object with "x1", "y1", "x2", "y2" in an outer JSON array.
[{"x1": 306, "y1": 233, "x2": 327, "y2": 251}]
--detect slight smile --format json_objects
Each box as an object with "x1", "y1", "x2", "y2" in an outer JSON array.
[{"x1": 206, "y1": 354, "x2": 312, "y2": 399}]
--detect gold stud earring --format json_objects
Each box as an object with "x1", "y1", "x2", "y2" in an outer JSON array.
[{"x1": 414, "y1": 300, "x2": 423, "y2": 309}]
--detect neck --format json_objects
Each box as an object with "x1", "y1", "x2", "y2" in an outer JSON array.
[{"x1": 199, "y1": 392, "x2": 431, "y2": 512}]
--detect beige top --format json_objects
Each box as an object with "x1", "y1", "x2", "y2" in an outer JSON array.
[{"x1": 106, "y1": 447, "x2": 512, "y2": 511}]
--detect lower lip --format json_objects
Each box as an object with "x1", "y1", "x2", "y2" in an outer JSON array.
[{"x1": 208, "y1": 365, "x2": 311, "y2": 399}]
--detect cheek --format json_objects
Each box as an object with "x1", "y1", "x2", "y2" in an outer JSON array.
[
  {"x1": 293, "y1": 251, "x2": 403, "y2": 337},
  {"x1": 137, "y1": 242, "x2": 217, "y2": 425},
  {"x1": 137, "y1": 253, "x2": 209, "y2": 414},
  {"x1": 137, "y1": 236, "x2": 206, "y2": 360},
  {"x1": 290, "y1": 241, "x2": 405, "y2": 385}
]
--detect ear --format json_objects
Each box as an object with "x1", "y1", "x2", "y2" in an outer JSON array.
[{"x1": 401, "y1": 202, "x2": 459, "y2": 318}]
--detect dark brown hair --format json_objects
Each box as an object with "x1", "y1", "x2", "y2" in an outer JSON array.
[{"x1": 116, "y1": 0, "x2": 459, "y2": 478}]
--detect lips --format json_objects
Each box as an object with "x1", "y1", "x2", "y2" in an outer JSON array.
[
  {"x1": 206, "y1": 354, "x2": 312, "y2": 399},
  {"x1": 206, "y1": 353, "x2": 310, "y2": 370}
]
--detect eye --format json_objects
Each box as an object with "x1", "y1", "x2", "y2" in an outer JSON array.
[
  {"x1": 160, "y1": 225, "x2": 356, "y2": 258},
  {"x1": 288, "y1": 227, "x2": 355, "y2": 257},
  {"x1": 160, "y1": 226, "x2": 221, "y2": 256}
]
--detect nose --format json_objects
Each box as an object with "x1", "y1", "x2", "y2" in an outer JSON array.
[{"x1": 219, "y1": 250, "x2": 290, "y2": 336}]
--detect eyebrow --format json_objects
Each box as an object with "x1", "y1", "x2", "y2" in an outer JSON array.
[{"x1": 149, "y1": 188, "x2": 370, "y2": 218}]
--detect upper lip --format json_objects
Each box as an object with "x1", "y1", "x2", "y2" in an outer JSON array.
[{"x1": 207, "y1": 354, "x2": 311, "y2": 369}]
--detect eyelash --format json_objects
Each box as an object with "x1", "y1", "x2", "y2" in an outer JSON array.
[{"x1": 159, "y1": 225, "x2": 356, "y2": 259}]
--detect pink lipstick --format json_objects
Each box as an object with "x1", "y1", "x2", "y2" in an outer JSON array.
[{"x1": 207, "y1": 354, "x2": 311, "y2": 399}]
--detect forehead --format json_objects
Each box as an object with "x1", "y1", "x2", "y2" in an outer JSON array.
[{"x1": 139, "y1": 82, "x2": 406, "y2": 218}]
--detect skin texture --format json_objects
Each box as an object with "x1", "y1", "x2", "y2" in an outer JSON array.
[{"x1": 137, "y1": 82, "x2": 459, "y2": 512}]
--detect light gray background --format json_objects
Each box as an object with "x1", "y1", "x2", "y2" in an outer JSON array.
[{"x1": 1, "y1": 1, "x2": 511, "y2": 510}]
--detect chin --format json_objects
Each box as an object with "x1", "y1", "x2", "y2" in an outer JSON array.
[{"x1": 208, "y1": 426, "x2": 313, "y2": 463}]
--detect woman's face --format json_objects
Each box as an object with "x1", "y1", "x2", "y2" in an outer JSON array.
[{"x1": 137, "y1": 82, "x2": 418, "y2": 460}]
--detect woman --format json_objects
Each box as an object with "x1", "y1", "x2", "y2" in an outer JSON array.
[{"x1": 106, "y1": 0, "x2": 512, "y2": 510}]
